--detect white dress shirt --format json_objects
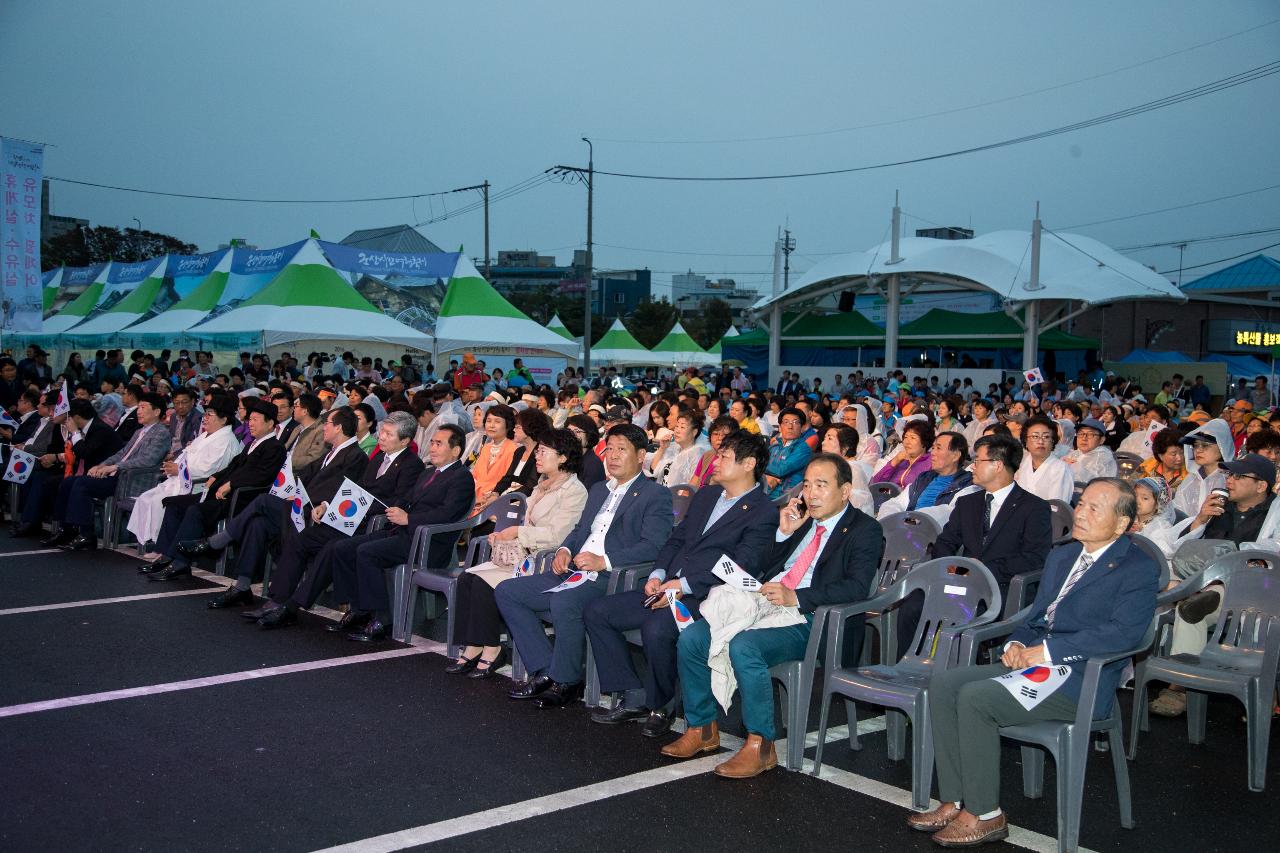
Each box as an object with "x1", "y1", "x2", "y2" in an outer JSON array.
[{"x1": 572, "y1": 472, "x2": 642, "y2": 570}]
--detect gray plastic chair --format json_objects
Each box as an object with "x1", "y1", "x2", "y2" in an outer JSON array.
[
  {"x1": 101, "y1": 465, "x2": 165, "y2": 550},
  {"x1": 961, "y1": 609, "x2": 1160, "y2": 853},
  {"x1": 462, "y1": 492, "x2": 528, "y2": 567},
  {"x1": 864, "y1": 511, "x2": 941, "y2": 663},
  {"x1": 1128, "y1": 549, "x2": 1280, "y2": 792},
  {"x1": 582, "y1": 562, "x2": 657, "y2": 709},
  {"x1": 668, "y1": 484, "x2": 695, "y2": 525},
  {"x1": 1114, "y1": 451, "x2": 1143, "y2": 479},
  {"x1": 1047, "y1": 498, "x2": 1075, "y2": 545},
  {"x1": 391, "y1": 514, "x2": 488, "y2": 652},
  {"x1": 210, "y1": 486, "x2": 270, "y2": 575},
  {"x1": 810, "y1": 557, "x2": 1002, "y2": 810},
  {"x1": 870, "y1": 481, "x2": 902, "y2": 511}
]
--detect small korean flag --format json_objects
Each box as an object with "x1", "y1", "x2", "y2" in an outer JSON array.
[
  {"x1": 542, "y1": 571, "x2": 598, "y2": 593},
  {"x1": 992, "y1": 664, "x2": 1071, "y2": 710},
  {"x1": 321, "y1": 477, "x2": 374, "y2": 534},
  {"x1": 512, "y1": 556, "x2": 537, "y2": 579},
  {"x1": 269, "y1": 452, "x2": 298, "y2": 499},
  {"x1": 176, "y1": 455, "x2": 193, "y2": 495},
  {"x1": 667, "y1": 590, "x2": 694, "y2": 632},
  {"x1": 3, "y1": 448, "x2": 37, "y2": 485},
  {"x1": 711, "y1": 553, "x2": 763, "y2": 592},
  {"x1": 1023, "y1": 367, "x2": 1045, "y2": 386},
  {"x1": 0, "y1": 409, "x2": 19, "y2": 430},
  {"x1": 53, "y1": 384, "x2": 70, "y2": 418}
]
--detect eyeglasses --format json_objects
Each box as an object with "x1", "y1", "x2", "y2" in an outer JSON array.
[
  {"x1": 1225, "y1": 472, "x2": 1262, "y2": 483},
  {"x1": 972, "y1": 457, "x2": 1002, "y2": 466}
]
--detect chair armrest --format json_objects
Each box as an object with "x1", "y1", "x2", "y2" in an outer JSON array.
[
  {"x1": 1155, "y1": 571, "x2": 1208, "y2": 606},
  {"x1": 227, "y1": 485, "x2": 268, "y2": 516},
  {"x1": 958, "y1": 605, "x2": 1034, "y2": 664},
  {"x1": 1004, "y1": 569, "x2": 1044, "y2": 619},
  {"x1": 1070, "y1": 623, "x2": 1157, "y2": 730},
  {"x1": 115, "y1": 465, "x2": 164, "y2": 495},
  {"x1": 408, "y1": 515, "x2": 485, "y2": 570},
  {"x1": 607, "y1": 562, "x2": 656, "y2": 594}
]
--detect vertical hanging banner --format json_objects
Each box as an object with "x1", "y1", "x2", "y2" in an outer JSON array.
[{"x1": 1, "y1": 138, "x2": 45, "y2": 332}]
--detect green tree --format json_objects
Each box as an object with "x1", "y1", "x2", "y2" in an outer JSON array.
[
  {"x1": 43, "y1": 225, "x2": 198, "y2": 269},
  {"x1": 628, "y1": 297, "x2": 679, "y2": 349},
  {"x1": 683, "y1": 297, "x2": 733, "y2": 348}
]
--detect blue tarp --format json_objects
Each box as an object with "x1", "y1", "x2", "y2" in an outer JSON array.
[
  {"x1": 1113, "y1": 349, "x2": 1193, "y2": 363},
  {"x1": 1201, "y1": 353, "x2": 1273, "y2": 379}
]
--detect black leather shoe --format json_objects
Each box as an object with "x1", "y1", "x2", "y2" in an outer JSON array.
[
  {"x1": 467, "y1": 648, "x2": 508, "y2": 680},
  {"x1": 177, "y1": 538, "x2": 216, "y2": 558},
  {"x1": 1178, "y1": 589, "x2": 1221, "y2": 624},
  {"x1": 240, "y1": 603, "x2": 278, "y2": 620},
  {"x1": 535, "y1": 681, "x2": 585, "y2": 709},
  {"x1": 258, "y1": 607, "x2": 298, "y2": 629},
  {"x1": 206, "y1": 588, "x2": 254, "y2": 609},
  {"x1": 326, "y1": 611, "x2": 370, "y2": 633},
  {"x1": 347, "y1": 619, "x2": 390, "y2": 642},
  {"x1": 445, "y1": 653, "x2": 483, "y2": 675},
  {"x1": 641, "y1": 709, "x2": 673, "y2": 738},
  {"x1": 64, "y1": 534, "x2": 97, "y2": 552},
  {"x1": 148, "y1": 565, "x2": 192, "y2": 582},
  {"x1": 41, "y1": 529, "x2": 76, "y2": 547},
  {"x1": 591, "y1": 704, "x2": 650, "y2": 725},
  {"x1": 508, "y1": 674, "x2": 553, "y2": 700},
  {"x1": 139, "y1": 557, "x2": 173, "y2": 574}
]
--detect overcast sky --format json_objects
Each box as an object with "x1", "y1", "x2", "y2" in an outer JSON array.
[{"x1": 3, "y1": 1, "x2": 1278, "y2": 300}]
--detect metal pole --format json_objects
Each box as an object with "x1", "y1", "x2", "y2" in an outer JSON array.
[
  {"x1": 582, "y1": 138, "x2": 593, "y2": 376},
  {"x1": 885, "y1": 192, "x2": 902, "y2": 371},
  {"x1": 1023, "y1": 202, "x2": 1042, "y2": 372},
  {"x1": 769, "y1": 305, "x2": 781, "y2": 389},
  {"x1": 482, "y1": 180, "x2": 491, "y2": 280}
]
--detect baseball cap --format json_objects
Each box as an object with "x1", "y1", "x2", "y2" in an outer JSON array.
[
  {"x1": 1077, "y1": 418, "x2": 1106, "y2": 436},
  {"x1": 1220, "y1": 453, "x2": 1276, "y2": 490},
  {"x1": 603, "y1": 405, "x2": 631, "y2": 422}
]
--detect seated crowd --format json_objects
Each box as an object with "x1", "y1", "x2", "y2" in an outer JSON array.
[{"x1": 2, "y1": 346, "x2": 1273, "y2": 847}]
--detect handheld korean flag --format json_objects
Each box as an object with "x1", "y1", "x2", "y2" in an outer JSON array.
[
  {"x1": 3, "y1": 448, "x2": 36, "y2": 485},
  {"x1": 711, "y1": 553, "x2": 763, "y2": 592},
  {"x1": 288, "y1": 480, "x2": 311, "y2": 533},
  {"x1": 269, "y1": 452, "x2": 298, "y2": 499},
  {"x1": 542, "y1": 571, "x2": 599, "y2": 593},
  {"x1": 992, "y1": 664, "x2": 1071, "y2": 711},
  {"x1": 1023, "y1": 367, "x2": 1045, "y2": 386},
  {"x1": 176, "y1": 454, "x2": 193, "y2": 495},
  {"x1": 53, "y1": 383, "x2": 70, "y2": 418},
  {"x1": 513, "y1": 556, "x2": 537, "y2": 579},
  {"x1": 667, "y1": 589, "x2": 694, "y2": 632},
  {"x1": 0, "y1": 409, "x2": 19, "y2": 430},
  {"x1": 321, "y1": 477, "x2": 376, "y2": 535}
]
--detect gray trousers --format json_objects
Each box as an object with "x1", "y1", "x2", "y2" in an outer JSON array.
[{"x1": 930, "y1": 664, "x2": 1078, "y2": 815}]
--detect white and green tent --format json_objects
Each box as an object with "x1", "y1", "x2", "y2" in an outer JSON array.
[
  {"x1": 546, "y1": 313, "x2": 576, "y2": 341},
  {"x1": 41, "y1": 266, "x2": 64, "y2": 315},
  {"x1": 43, "y1": 261, "x2": 114, "y2": 334},
  {"x1": 650, "y1": 321, "x2": 707, "y2": 367},
  {"x1": 123, "y1": 249, "x2": 234, "y2": 339},
  {"x1": 68, "y1": 256, "x2": 172, "y2": 336},
  {"x1": 590, "y1": 318, "x2": 654, "y2": 365},
  {"x1": 187, "y1": 239, "x2": 433, "y2": 350},
  {"x1": 432, "y1": 254, "x2": 579, "y2": 359}
]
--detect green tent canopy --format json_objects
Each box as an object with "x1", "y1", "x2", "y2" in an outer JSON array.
[{"x1": 900, "y1": 309, "x2": 1099, "y2": 350}]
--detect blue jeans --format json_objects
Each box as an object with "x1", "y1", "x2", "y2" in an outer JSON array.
[{"x1": 676, "y1": 614, "x2": 812, "y2": 741}]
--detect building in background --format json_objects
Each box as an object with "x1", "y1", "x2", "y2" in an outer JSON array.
[
  {"x1": 40, "y1": 180, "x2": 88, "y2": 244},
  {"x1": 673, "y1": 270, "x2": 759, "y2": 326}
]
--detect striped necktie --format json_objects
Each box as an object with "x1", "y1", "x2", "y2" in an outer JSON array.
[{"x1": 1046, "y1": 553, "x2": 1093, "y2": 626}]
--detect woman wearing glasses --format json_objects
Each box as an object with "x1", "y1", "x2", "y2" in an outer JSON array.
[{"x1": 1014, "y1": 415, "x2": 1075, "y2": 504}]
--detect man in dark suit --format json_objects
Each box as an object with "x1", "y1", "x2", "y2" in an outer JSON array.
[
  {"x1": 148, "y1": 398, "x2": 286, "y2": 581},
  {"x1": 46, "y1": 392, "x2": 173, "y2": 551},
  {"x1": 246, "y1": 411, "x2": 425, "y2": 628},
  {"x1": 325, "y1": 423, "x2": 474, "y2": 642},
  {"x1": 585, "y1": 431, "x2": 779, "y2": 735},
  {"x1": 911, "y1": 478, "x2": 1157, "y2": 846},
  {"x1": 664, "y1": 453, "x2": 884, "y2": 775},
  {"x1": 497, "y1": 423, "x2": 675, "y2": 710},
  {"x1": 187, "y1": 406, "x2": 371, "y2": 609},
  {"x1": 10, "y1": 391, "x2": 66, "y2": 537},
  {"x1": 114, "y1": 384, "x2": 143, "y2": 444},
  {"x1": 897, "y1": 434, "x2": 1053, "y2": 652},
  {"x1": 35, "y1": 399, "x2": 124, "y2": 543}
]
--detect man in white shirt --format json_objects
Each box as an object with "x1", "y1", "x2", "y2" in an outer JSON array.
[{"x1": 498, "y1": 424, "x2": 674, "y2": 709}]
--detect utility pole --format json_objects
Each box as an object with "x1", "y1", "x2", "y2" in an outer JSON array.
[
  {"x1": 582, "y1": 138, "x2": 594, "y2": 376},
  {"x1": 482, "y1": 180, "x2": 490, "y2": 280},
  {"x1": 782, "y1": 229, "x2": 795, "y2": 290}
]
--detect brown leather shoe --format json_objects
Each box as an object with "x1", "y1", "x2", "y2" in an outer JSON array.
[
  {"x1": 660, "y1": 722, "x2": 720, "y2": 758},
  {"x1": 906, "y1": 801, "x2": 962, "y2": 832},
  {"x1": 930, "y1": 811, "x2": 1009, "y2": 847},
  {"x1": 713, "y1": 734, "x2": 777, "y2": 778}
]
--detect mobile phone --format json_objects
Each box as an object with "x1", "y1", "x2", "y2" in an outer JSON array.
[
  {"x1": 642, "y1": 592, "x2": 664, "y2": 608},
  {"x1": 795, "y1": 495, "x2": 808, "y2": 515}
]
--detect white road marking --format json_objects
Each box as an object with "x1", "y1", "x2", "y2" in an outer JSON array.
[{"x1": 0, "y1": 586, "x2": 221, "y2": 615}]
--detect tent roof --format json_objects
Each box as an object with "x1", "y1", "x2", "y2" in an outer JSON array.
[
  {"x1": 546, "y1": 314, "x2": 576, "y2": 341},
  {"x1": 591, "y1": 318, "x2": 654, "y2": 364},
  {"x1": 433, "y1": 255, "x2": 579, "y2": 358},
  {"x1": 1202, "y1": 352, "x2": 1273, "y2": 379},
  {"x1": 783, "y1": 311, "x2": 884, "y2": 344},
  {"x1": 755, "y1": 230, "x2": 1185, "y2": 311},
  {"x1": 1180, "y1": 254, "x2": 1280, "y2": 293},
  {"x1": 189, "y1": 240, "x2": 433, "y2": 350},
  {"x1": 340, "y1": 224, "x2": 444, "y2": 254},
  {"x1": 1113, "y1": 348, "x2": 1194, "y2": 363},
  {"x1": 43, "y1": 262, "x2": 114, "y2": 333},
  {"x1": 69, "y1": 260, "x2": 172, "y2": 334},
  {"x1": 651, "y1": 321, "x2": 707, "y2": 364},
  {"x1": 124, "y1": 250, "x2": 234, "y2": 335},
  {"x1": 899, "y1": 309, "x2": 1099, "y2": 349}
]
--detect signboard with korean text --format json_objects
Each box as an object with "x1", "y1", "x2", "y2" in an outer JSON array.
[{"x1": 1, "y1": 138, "x2": 44, "y2": 332}]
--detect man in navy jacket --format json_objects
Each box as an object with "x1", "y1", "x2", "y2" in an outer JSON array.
[
  {"x1": 585, "y1": 431, "x2": 779, "y2": 736},
  {"x1": 910, "y1": 478, "x2": 1158, "y2": 847}
]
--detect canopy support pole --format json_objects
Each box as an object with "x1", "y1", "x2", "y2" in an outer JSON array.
[
  {"x1": 884, "y1": 192, "x2": 903, "y2": 370},
  {"x1": 1022, "y1": 203, "x2": 1043, "y2": 372},
  {"x1": 769, "y1": 305, "x2": 781, "y2": 388}
]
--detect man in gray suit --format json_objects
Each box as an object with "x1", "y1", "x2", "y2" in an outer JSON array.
[
  {"x1": 53, "y1": 391, "x2": 173, "y2": 551},
  {"x1": 497, "y1": 423, "x2": 674, "y2": 710}
]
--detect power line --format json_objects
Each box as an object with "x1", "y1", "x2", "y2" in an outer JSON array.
[
  {"x1": 592, "y1": 18, "x2": 1280, "y2": 144},
  {"x1": 1117, "y1": 226, "x2": 1280, "y2": 252},
  {"x1": 413, "y1": 174, "x2": 551, "y2": 226},
  {"x1": 1157, "y1": 240, "x2": 1280, "y2": 274},
  {"x1": 562, "y1": 61, "x2": 1280, "y2": 182},
  {"x1": 45, "y1": 176, "x2": 474, "y2": 204},
  {"x1": 1062, "y1": 183, "x2": 1280, "y2": 228}
]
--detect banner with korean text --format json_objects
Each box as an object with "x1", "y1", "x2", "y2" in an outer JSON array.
[{"x1": 1, "y1": 138, "x2": 44, "y2": 332}]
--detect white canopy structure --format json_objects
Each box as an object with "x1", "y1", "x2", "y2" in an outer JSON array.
[
  {"x1": 189, "y1": 240, "x2": 433, "y2": 350},
  {"x1": 752, "y1": 202, "x2": 1186, "y2": 381},
  {"x1": 123, "y1": 249, "x2": 234, "y2": 338},
  {"x1": 650, "y1": 321, "x2": 708, "y2": 367},
  {"x1": 67, "y1": 256, "x2": 172, "y2": 336}
]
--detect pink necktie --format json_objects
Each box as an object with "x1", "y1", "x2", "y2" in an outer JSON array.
[{"x1": 781, "y1": 525, "x2": 826, "y2": 590}]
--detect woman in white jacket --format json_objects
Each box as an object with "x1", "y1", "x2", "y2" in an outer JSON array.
[
  {"x1": 130, "y1": 399, "x2": 241, "y2": 559},
  {"x1": 1170, "y1": 418, "x2": 1233, "y2": 521},
  {"x1": 1015, "y1": 415, "x2": 1075, "y2": 503}
]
